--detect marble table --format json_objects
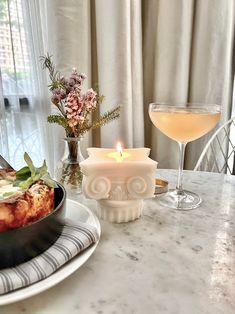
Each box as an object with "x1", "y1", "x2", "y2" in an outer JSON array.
[{"x1": 1, "y1": 169, "x2": 235, "y2": 314}]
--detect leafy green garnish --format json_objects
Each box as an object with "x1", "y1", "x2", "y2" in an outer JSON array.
[
  {"x1": 13, "y1": 153, "x2": 58, "y2": 189},
  {"x1": 3, "y1": 191, "x2": 16, "y2": 198},
  {"x1": 14, "y1": 166, "x2": 31, "y2": 181}
]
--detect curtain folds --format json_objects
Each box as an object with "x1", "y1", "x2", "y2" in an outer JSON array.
[
  {"x1": 0, "y1": 0, "x2": 51, "y2": 170},
  {"x1": 143, "y1": 0, "x2": 195, "y2": 168},
  {"x1": 23, "y1": 0, "x2": 54, "y2": 172},
  {"x1": 6, "y1": 0, "x2": 233, "y2": 172},
  {"x1": 44, "y1": 0, "x2": 92, "y2": 163},
  {"x1": 143, "y1": 0, "x2": 235, "y2": 169},
  {"x1": 95, "y1": 0, "x2": 145, "y2": 148},
  {"x1": 185, "y1": 0, "x2": 235, "y2": 168}
]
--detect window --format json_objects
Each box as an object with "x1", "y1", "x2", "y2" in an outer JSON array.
[{"x1": 0, "y1": 0, "x2": 43, "y2": 169}]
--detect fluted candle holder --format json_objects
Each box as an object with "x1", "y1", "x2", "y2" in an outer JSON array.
[{"x1": 80, "y1": 147, "x2": 157, "y2": 223}]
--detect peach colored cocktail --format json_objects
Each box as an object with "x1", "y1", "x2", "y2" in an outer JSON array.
[
  {"x1": 149, "y1": 103, "x2": 221, "y2": 210},
  {"x1": 149, "y1": 111, "x2": 221, "y2": 143}
]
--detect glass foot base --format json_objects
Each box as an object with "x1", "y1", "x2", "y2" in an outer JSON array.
[{"x1": 157, "y1": 189, "x2": 201, "y2": 211}]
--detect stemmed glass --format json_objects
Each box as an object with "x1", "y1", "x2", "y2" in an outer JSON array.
[{"x1": 149, "y1": 103, "x2": 221, "y2": 210}]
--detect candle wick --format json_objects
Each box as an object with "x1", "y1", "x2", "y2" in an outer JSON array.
[{"x1": 120, "y1": 151, "x2": 122, "y2": 157}]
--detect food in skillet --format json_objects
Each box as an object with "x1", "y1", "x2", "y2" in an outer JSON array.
[{"x1": 0, "y1": 153, "x2": 57, "y2": 232}]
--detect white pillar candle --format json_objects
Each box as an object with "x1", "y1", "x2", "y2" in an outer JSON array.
[{"x1": 80, "y1": 145, "x2": 157, "y2": 223}]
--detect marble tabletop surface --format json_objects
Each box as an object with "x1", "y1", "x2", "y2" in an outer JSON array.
[{"x1": 1, "y1": 169, "x2": 235, "y2": 314}]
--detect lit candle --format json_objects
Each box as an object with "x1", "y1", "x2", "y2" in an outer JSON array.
[
  {"x1": 80, "y1": 144, "x2": 157, "y2": 223},
  {"x1": 107, "y1": 142, "x2": 130, "y2": 162}
]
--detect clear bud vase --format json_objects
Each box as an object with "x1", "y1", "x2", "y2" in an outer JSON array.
[{"x1": 55, "y1": 137, "x2": 84, "y2": 199}]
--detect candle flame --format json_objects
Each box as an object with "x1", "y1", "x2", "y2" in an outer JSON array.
[
  {"x1": 108, "y1": 142, "x2": 130, "y2": 162},
  {"x1": 117, "y1": 142, "x2": 123, "y2": 157}
]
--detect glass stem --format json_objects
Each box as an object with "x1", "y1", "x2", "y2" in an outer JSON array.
[{"x1": 176, "y1": 142, "x2": 187, "y2": 193}]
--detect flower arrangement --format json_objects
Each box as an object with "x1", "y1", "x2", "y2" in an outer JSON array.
[
  {"x1": 40, "y1": 54, "x2": 120, "y2": 138},
  {"x1": 41, "y1": 54, "x2": 120, "y2": 196}
]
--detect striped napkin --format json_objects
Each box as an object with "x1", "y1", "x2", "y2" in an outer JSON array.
[{"x1": 0, "y1": 221, "x2": 99, "y2": 295}]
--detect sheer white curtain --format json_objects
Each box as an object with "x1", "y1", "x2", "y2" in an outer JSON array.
[
  {"x1": 22, "y1": 0, "x2": 54, "y2": 172},
  {"x1": 0, "y1": 0, "x2": 53, "y2": 172},
  {"x1": 43, "y1": 0, "x2": 145, "y2": 156},
  {"x1": 144, "y1": 0, "x2": 235, "y2": 169},
  {"x1": 41, "y1": 0, "x2": 235, "y2": 170},
  {"x1": 42, "y1": 0, "x2": 93, "y2": 164},
  {"x1": 95, "y1": 0, "x2": 144, "y2": 148},
  {"x1": 1, "y1": 0, "x2": 233, "y2": 172}
]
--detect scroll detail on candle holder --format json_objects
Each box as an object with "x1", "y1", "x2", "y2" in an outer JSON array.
[
  {"x1": 83, "y1": 176, "x2": 111, "y2": 200},
  {"x1": 80, "y1": 147, "x2": 157, "y2": 223}
]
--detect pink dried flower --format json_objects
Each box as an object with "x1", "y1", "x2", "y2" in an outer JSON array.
[
  {"x1": 83, "y1": 88, "x2": 97, "y2": 111},
  {"x1": 68, "y1": 78, "x2": 76, "y2": 87},
  {"x1": 73, "y1": 84, "x2": 82, "y2": 92},
  {"x1": 68, "y1": 118, "x2": 78, "y2": 128},
  {"x1": 78, "y1": 116, "x2": 85, "y2": 124},
  {"x1": 78, "y1": 73, "x2": 87, "y2": 81},
  {"x1": 65, "y1": 92, "x2": 84, "y2": 127},
  {"x1": 51, "y1": 94, "x2": 60, "y2": 105},
  {"x1": 69, "y1": 68, "x2": 86, "y2": 85},
  {"x1": 43, "y1": 54, "x2": 119, "y2": 140},
  {"x1": 72, "y1": 67, "x2": 77, "y2": 73},
  {"x1": 51, "y1": 88, "x2": 66, "y2": 102}
]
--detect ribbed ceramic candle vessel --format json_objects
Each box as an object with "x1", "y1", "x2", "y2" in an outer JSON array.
[{"x1": 80, "y1": 147, "x2": 157, "y2": 223}]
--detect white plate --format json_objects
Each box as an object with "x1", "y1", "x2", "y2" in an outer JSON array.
[{"x1": 0, "y1": 199, "x2": 101, "y2": 306}]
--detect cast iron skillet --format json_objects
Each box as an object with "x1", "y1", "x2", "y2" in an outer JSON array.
[{"x1": 0, "y1": 183, "x2": 66, "y2": 269}]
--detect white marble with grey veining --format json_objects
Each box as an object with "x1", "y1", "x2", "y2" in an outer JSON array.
[{"x1": 1, "y1": 169, "x2": 235, "y2": 314}]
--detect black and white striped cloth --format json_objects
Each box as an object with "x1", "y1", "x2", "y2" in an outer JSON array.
[{"x1": 0, "y1": 221, "x2": 99, "y2": 295}]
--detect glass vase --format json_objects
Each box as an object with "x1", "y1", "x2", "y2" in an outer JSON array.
[{"x1": 55, "y1": 137, "x2": 84, "y2": 199}]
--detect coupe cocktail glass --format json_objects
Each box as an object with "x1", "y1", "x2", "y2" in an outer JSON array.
[{"x1": 149, "y1": 103, "x2": 221, "y2": 210}]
